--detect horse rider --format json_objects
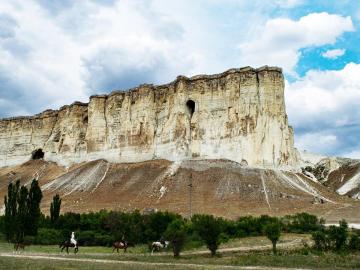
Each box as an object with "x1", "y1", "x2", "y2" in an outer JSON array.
[{"x1": 70, "y1": 232, "x2": 77, "y2": 247}]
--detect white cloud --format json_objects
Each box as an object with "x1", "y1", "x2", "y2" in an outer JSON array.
[
  {"x1": 275, "y1": 0, "x2": 304, "y2": 8},
  {"x1": 285, "y1": 62, "x2": 360, "y2": 127},
  {"x1": 238, "y1": 12, "x2": 354, "y2": 73},
  {"x1": 0, "y1": 1, "x2": 359, "y2": 159},
  {"x1": 286, "y1": 63, "x2": 360, "y2": 156},
  {"x1": 0, "y1": 0, "x2": 200, "y2": 116},
  {"x1": 295, "y1": 132, "x2": 338, "y2": 153},
  {"x1": 322, "y1": 48, "x2": 346, "y2": 59},
  {"x1": 343, "y1": 150, "x2": 360, "y2": 159}
]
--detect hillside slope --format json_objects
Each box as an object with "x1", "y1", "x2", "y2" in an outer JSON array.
[{"x1": 0, "y1": 159, "x2": 358, "y2": 223}]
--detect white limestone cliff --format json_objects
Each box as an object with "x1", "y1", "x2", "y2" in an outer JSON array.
[{"x1": 0, "y1": 66, "x2": 298, "y2": 169}]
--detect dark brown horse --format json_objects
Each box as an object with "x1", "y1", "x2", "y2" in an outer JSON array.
[
  {"x1": 59, "y1": 240, "x2": 79, "y2": 254},
  {"x1": 112, "y1": 241, "x2": 128, "y2": 253},
  {"x1": 14, "y1": 243, "x2": 29, "y2": 251}
]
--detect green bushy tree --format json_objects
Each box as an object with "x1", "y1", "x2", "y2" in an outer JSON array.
[
  {"x1": 263, "y1": 220, "x2": 281, "y2": 254},
  {"x1": 312, "y1": 230, "x2": 327, "y2": 250},
  {"x1": 348, "y1": 231, "x2": 360, "y2": 251},
  {"x1": 164, "y1": 218, "x2": 187, "y2": 257},
  {"x1": 191, "y1": 214, "x2": 224, "y2": 256},
  {"x1": 327, "y1": 220, "x2": 348, "y2": 250}
]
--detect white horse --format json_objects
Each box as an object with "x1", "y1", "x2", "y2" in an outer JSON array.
[{"x1": 150, "y1": 241, "x2": 170, "y2": 254}]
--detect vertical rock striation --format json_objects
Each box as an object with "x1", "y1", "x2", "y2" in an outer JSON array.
[{"x1": 0, "y1": 66, "x2": 298, "y2": 169}]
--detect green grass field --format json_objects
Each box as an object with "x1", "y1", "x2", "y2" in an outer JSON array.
[{"x1": 0, "y1": 234, "x2": 359, "y2": 269}]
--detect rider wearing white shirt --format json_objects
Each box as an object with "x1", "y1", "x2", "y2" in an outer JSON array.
[{"x1": 70, "y1": 232, "x2": 77, "y2": 246}]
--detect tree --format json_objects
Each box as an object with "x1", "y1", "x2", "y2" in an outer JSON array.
[
  {"x1": 4, "y1": 180, "x2": 20, "y2": 242},
  {"x1": 348, "y1": 231, "x2": 360, "y2": 251},
  {"x1": 26, "y1": 179, "x2": 43, "y2": 236},
  {"x1": 4, "y1": 179, "x2": 43, "y2": 242},
  {"x1": 312, "y1": 230, "x2": 327, "y2": 251},
  {"x1": 191, "y1": 214, "x2": 223, "y2": 256},
  {"x1": 16, "y1": 186, "x2": 29, "y2": 242},
  {"x1": 263, "y1": 220, "x2": 281, "y2": 254},
  {"x1": 50, "y1": 194, "x2": 61, "y2": 226},
  {"x1": 327, "y1": 220, "x2": 348, "y2": 250},
  {"x1": 164, "y1": 218, "x2": 187, "y2": 257}
]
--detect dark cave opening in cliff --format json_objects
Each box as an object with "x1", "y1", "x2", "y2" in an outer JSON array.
[
  {"x1": 31, "y1": 149, "x2": 44, "y2": 160},
  {"x1": 186, "y1": 100, "x2": 195, "y2": 118}
]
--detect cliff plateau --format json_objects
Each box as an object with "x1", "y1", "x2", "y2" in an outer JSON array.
[{"x1": 0, "y1": 66, "x2": 297, "y2": 169}]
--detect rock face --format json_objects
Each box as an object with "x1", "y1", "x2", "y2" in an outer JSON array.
[{"x1": 0, "y1": 66, "x2": 298, "y2": 169}]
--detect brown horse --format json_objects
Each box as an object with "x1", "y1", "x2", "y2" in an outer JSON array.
[
  {"x1": 14, "y1": 243, "x2": 29, "y2": 251},
  {"x1": 112, "y1": 241, "x2": 128, "y2": 253}
]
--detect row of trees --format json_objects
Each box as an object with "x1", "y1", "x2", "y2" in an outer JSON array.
[
  {"x1": 312, "y1": 220, "x2": 360, "y2": 252},
  {"x1": 3, "y1": 180, "x2": 42, "y2": 243},
  {"x1": 0, "y1": 180, "x2": 359, "y2": 257}
]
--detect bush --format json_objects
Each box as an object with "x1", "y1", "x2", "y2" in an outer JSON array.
[
  {"x1": 348, "y1": 231, "x2": 360, "y2": 251},
  {"x1": 312, "y1": 230, "x2": 327, "y2": 251},
  {"x1": 283, "y1": 213, "x2": 323, "y2": 233},
  {"x1": 34, "y1": 228, "x2": 62, "y2": 245},
  {"x1": 77, "y1": 230, "x2": 114, "y2": 246},
  {"x1": 312, "y1": 220, "x2": 349, "y2": 251},
  {"x1": 327, "y1": 220, "x2": 348, "y2": 250}
]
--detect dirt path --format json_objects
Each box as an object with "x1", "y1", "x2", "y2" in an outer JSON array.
[
  {"x1": 182, "y1": 239, "x2": 303, "y2": 255},
  {"x1": 0, "y1": 253, "x2": 309, "y2": 270}
]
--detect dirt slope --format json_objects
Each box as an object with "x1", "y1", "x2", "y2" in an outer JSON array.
[{"x1": 0, "y1": 159, "x2": 359, "y2": 222}]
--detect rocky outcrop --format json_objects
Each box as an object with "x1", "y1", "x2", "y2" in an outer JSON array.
[{"x1": 0, "y1": 66, "x2": 298, "y2": 168}]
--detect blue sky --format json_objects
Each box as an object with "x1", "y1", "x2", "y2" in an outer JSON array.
[{"x1": 0, "y1": 0, "x2": 359, "y2": 158}]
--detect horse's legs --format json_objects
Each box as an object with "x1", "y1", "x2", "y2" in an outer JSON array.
[
  {"x1": 66, "y1": 247, "x2": 69, "y2": 254},
  {"x1": 124, "y1": 247, "x2": 127, "y2": 253}
]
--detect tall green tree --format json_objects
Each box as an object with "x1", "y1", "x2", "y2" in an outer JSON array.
[
  {"x1": 16, "y1": 186, "x2": 28, "y2": 242},
  {"x1": 50, "y1": 194, "x2": 61, "y2": 226},
  {"x1": 264, "y1": 220, "x2": 281, "y2": 254},
  {"x1": 26, "y1": 179, "x2": 43, "y2": 236},
  {"x1": 4, "y1": 180, "x2": 20, "y2": 242},
  {"x1": 191, "y1": 214, "x2": 223, "y2": 256}
]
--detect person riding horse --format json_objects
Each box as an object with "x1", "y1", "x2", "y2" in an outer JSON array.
[
  {"x1": 59, "y1": 231, "x2": 79, "y2": 254},
  {"x1": 70, "y1": 232, "x2": 77, "y2": 247}
]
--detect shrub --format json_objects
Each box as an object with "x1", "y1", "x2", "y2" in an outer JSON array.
[
  {"x1": 327, "y1": 220, "x2": 348, "y2": 250},
  {"x1": 312, "y1": 230, "x2": 327, "y2": 251},
  {"x1": 284, "y1": 213, "x2": 323, "y2": 233},
  {"x1": 34, "y1": 228, "x2": 62, "y2": 245},
  {"x1": 348, "y1": 231, "x2": 360, "y2": 251}
]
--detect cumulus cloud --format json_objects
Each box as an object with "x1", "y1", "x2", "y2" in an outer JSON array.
[
  {"x1": 0, "y1": 0, "x2": 197, "y2": 117},
  {"x1": 238, "y1": 12, "x2": 354, "y2": 73},
  {"x1": 286, "y1": 63, "x2": 360, "y2": 156},
  {"x1": 343, "y1": 150, "x2": 360, "y2": 159},
  {"x1": 322, "y1": 48, "x2": 346, "y2": 59},
  {"x1": 275, "y1": 0, "x2": 305, "y2": 8},
  {"x1": 0, "y1": 0, "x2": 358, "y2": 158},
  {"x1": 295, "y1": 132, "x2": 338, "y2": 154}
]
